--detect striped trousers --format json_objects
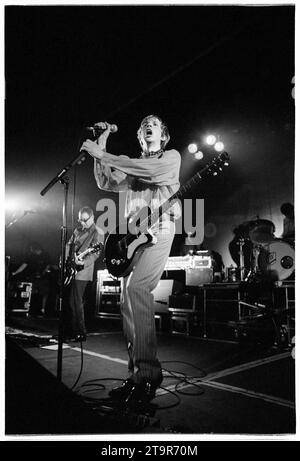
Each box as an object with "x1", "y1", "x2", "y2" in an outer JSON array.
[{"x1": 120, "y1": 221, "x2": 175, "y2": 385}]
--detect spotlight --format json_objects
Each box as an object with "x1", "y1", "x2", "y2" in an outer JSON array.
[
  {"x1": 206, "y1": 135, "x2": 216, "y2": 145},
  {"x1": 194, "y1": 151, "x2": 204, "y2": 160},
  {"x1": 5, "y1": 199, "x2": 20, "y2": 212},
  {"x1": 214, "y1": 141, "x2": 225, "y2": 152},
  {"x1": 188, "y1": 143, "x2": 198, "y2": 154}
]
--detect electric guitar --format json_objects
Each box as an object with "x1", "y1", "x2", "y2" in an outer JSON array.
[
  {"x1": 104, "y1": 151, "x2": 230, "y2": 278},
  {"x1": 64, "y1": 242, "x2": 103, "y2": 286}
]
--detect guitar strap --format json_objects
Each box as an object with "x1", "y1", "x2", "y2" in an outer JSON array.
[{"x1": 75, "y1": 227, "x2": 98, "y2": 254}]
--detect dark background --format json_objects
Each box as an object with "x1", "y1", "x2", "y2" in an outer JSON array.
[{"x1": 5, "y1": 5, "x2": 295, "y2": 267}]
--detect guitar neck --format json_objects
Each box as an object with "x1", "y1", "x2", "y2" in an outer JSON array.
[
  {"x1": 78, "y1": 243, "x2": 101, "y2": 260},
  {"x1": 146, "y1": 159, "x2": 220, "y2": 228},
  {"x1": 79, "y1": 249, "x2": 90, "y2": 258}
]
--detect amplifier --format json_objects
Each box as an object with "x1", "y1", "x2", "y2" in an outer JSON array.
[
  {"x1": 169, "y1": 293, "x2": 196, "y2": 310},
  {"x1": 164, "y1": 255, "x2": 192, "y2": 270},
  {"x1": 7, "y1": 281, "x2": 32, "y2": 312},
  {"x1": 152, "y1": 279, "x2": 183, "y2": 312},
  {"x1": 186, "y1": 268, "x2": 213, "y2": 286},
  {"x1": 164, "y1": 254, "x2": 212, "y2": 270},
  {"x1": 192, "y1": 256, "x2": 212, "y2": 268},
  {"x1": 96, "y1": 270, "x2": 121, "y2": 318}
]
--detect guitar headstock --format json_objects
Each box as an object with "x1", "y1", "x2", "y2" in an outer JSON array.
[
  {"x1": 91, "y1": 242, "x2": 103, "y2": 254},
  {"x1": 205, "y1": 152, "x2": 230, "y2": 177}
]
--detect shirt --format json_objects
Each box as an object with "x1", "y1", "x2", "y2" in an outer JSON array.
[
  {"x1": 24, "y1": 251, "x2": 50, "y2": 279},
  {"x1": 282, "y1": 216, "x2": 295, "y2": 239},
  {"x1": 67, "y1": 223, "x2": 104, "y2": 281},
  {"x1": 93, "y1": 149, "x2": 182, "y2": 226}
]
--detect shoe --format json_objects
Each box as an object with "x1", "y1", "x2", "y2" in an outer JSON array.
[
  {"x1": 109, "y1": 378, "x2": 135, "y2": 401},
  {"x1": 124, "y1": 380, "x2": 158, "y2": 408},
  {"x1": 74, "y1": 333, "x2": 87, "y2": 342}
]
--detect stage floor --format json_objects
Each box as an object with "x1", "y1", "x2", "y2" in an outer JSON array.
[{"x1": 5, "y1": 314, "x2": 296, "y2": 437}]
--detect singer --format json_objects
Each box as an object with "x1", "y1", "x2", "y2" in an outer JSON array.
[{"x1": 81, "y1": 115, "x2": 181, "y2": 409}]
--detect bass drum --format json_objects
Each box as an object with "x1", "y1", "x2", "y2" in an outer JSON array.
[{"x1": 258, "y1": 240, "x2": 295, "y2": 281}]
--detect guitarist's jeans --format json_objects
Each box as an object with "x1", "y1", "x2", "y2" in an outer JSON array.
[
  {"x1": 121, "y1": 220, "x2": 175, "y2": 385},
  {"x1": 67, "y1": 279, "x2": 88, "y2": 336}
]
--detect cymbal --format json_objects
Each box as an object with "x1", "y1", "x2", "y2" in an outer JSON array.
[
  {"x1": 249, "y1": 218, "x2": 274, "y2": 228},
  {"x1": 249, "y1": 231, "x2": 275, "y2": 244},
  {"x1": 248, "y1": 219, "x2": 275, "y2": 243}
]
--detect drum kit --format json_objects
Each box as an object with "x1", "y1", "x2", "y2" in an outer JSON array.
[{"x1": 236, "y1": 218, "x2": 295, "y2": 282}]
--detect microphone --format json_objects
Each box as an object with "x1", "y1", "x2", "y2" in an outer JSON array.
[{"x1": 86, "y1": 122, "x2": 118, "y2": 134}]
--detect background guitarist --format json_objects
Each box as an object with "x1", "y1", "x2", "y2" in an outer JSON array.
[
  {"x1": 81, "y1": 115, "x2": 181, "y2": 408},
  {"x1": 64, "y1": 206, "x2": 104, "y2": 342}
]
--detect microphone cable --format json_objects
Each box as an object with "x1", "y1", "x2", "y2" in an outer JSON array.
[{"x1": 70, "y1": 339, "x2": 85, "y2": 391}]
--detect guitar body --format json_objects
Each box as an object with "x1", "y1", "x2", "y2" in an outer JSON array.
[
  {"x1": 104, "y1": 152, "x2": 229, "y2": 279},
  {"x1": 64, "y1": 242, "x2": 103, "y2": 286},
  {"x1": 64, "y1": 262, "x2": 84, "y2": 286},
  {"x1": 105, "y1": 226, "x2": 156, "y2": 278}
]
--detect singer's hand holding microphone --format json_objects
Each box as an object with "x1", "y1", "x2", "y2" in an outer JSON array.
[
  {"x1": 81, "y1": 139, "x2": 105, "y2": 160},
  {"x1": 88, "y1": 121, "x2": 118, "y2": 134},
  {"x1": 81, "y1": 121, "x2": 117, "y2": 159}
]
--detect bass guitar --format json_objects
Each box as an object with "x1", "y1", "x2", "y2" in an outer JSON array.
[
  {"x1": 104, "y1": 151, "x2": 230, "y2": 278},
  {"x1": 64, "y1": 242, "x2": 103, "y2": 286}
]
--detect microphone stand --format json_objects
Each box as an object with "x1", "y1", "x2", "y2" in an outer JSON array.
[
  {"x1": 238, "y1": 237, "x2": 245, "y2": 281},
  {"x1": 40, "y1": 149, "x2": 87, "y2": 382}
]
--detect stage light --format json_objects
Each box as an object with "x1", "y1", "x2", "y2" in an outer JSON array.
[
  {"x1": 5, "y1": 198, "x2": 20, "y2": 212},
  {"x1": 214, "y1": 141, "x2": 225, "y2": 152},
  {"x1": 206, "y1": 135, "x2": 216, "y2": 145},
  {"x1": 194, "y1": 151, "x2": 204, "y2": 160},
  {"x1": 188, "y1": 143, "x2": 198, "y2": 154}
]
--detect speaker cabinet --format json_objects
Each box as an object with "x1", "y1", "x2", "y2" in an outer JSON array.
[
  {"x1": 96, "y1": 270, "x2": 121, "y2": 319},
  {"x1": 152, "y1": 279, "x2": 183, "y2": 312},
  {"x1": 169, "y1": 293, "x2": 196, "y2": 310}
]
